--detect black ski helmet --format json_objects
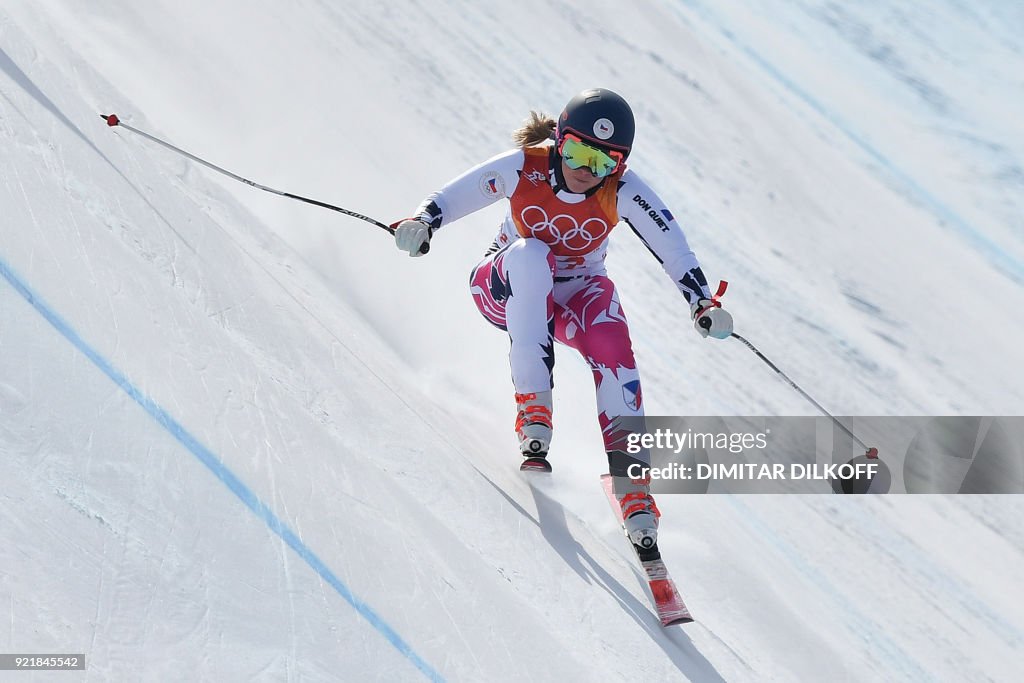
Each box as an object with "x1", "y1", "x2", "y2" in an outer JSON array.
[{"x1": 556, "y1": 88, "x2": 635, "y2": 159}]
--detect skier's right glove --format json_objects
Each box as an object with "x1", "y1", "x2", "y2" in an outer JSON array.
[{"x1": 392, "y1": 218, "x2": 432, "y2": 256}]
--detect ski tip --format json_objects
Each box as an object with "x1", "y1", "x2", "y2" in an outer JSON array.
[
  {"x1": 100, "y1": 113, "x2": 120, "y2": 127},
  {"x1": 662, "y1": 615, "x2": 695, "y2": 627},
  {"x1": 520, "y1": 456, "x2": 552, "y2": 473}
]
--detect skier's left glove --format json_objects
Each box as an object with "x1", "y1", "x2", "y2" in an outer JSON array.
[
  {"x1": 692, "y1": 301, "x2": 733, "y2": 339},
  {"x1": 690, "y1": 280, "x2": 733, "y2": 339}
]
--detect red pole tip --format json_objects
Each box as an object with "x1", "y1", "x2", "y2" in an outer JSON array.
[
  {"x1": 102, "y1": 114, "x2": 120, "y2": 126},
  {"x1": 865, "y1": 447, "x2": 879, "y2": 459}
]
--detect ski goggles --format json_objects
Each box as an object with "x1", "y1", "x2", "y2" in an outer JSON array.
[{"x1": 557, "y1": 133, "x2": 624, "y2": 178}]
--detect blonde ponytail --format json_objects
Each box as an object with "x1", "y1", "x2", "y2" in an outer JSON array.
[{"x1": 512, "y1": 111, "x2": 557, "y2": 148}]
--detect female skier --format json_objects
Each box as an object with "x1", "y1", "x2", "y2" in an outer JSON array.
[{"x1": 393, "y1": 88, "x2": 733, "y2": 550}]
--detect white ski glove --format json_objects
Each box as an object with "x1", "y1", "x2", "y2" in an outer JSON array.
[
  {"x1": 393, "y1": 219, "x2": 432, "y2": 256},
  {"x1": 692, "y1": 300, "x2": 733, "y2": 339},
  {"x1": 690, "y1": 280, "x2": 733, "y2": 339}
]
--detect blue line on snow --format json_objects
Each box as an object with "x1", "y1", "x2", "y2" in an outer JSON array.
[
  {"x1": 0, "y1": 256, "x2": 445, "y2": 683},
  {"x1": 723, "y1": 496, "x2": 935, "y2": 681},
  {"x1": 672, "y1": 0, "x2": 1024, "y2": 286}
]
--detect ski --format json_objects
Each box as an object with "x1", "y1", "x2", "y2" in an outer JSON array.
[
  {"x1": 520, "y1": 456, "x2": 552, "y2": 473},
  {"x1": 600, "y1": 474, "x2": 693, "y2": 626}
]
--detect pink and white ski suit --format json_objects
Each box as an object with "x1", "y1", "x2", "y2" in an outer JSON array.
[{"x1": 411, "y1": 144, "x2": 712, "y2": 460}]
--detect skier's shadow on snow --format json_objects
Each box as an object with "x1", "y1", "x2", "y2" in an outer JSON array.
[{"x1": 481, "y1": 471, "x2": 726, "y2": 682}]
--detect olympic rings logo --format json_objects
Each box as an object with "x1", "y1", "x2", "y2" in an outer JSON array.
[{"x1": 519, "y1": 205, "x2": 610, "y2": 253}]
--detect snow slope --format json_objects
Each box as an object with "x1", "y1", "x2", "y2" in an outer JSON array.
[{"x1": 2, "y1": 1, "x2": 1022, "y2": 681}]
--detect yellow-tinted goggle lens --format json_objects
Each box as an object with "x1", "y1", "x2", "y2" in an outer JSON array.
[{"x1": 559, "y1": 136, "x2": 622, "y2": 178}]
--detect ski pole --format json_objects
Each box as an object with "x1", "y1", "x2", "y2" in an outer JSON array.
[
  {"x1": 98, "y1": 114, "x2": 426, "y2": 252},
  {"x1": 730, "y1": 332, "x2": 878, "y2": 458}
]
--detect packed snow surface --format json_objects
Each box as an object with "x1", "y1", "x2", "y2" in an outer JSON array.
[{"x1": 2, "y1": 1, "x2": 1022, "y2": 681}]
